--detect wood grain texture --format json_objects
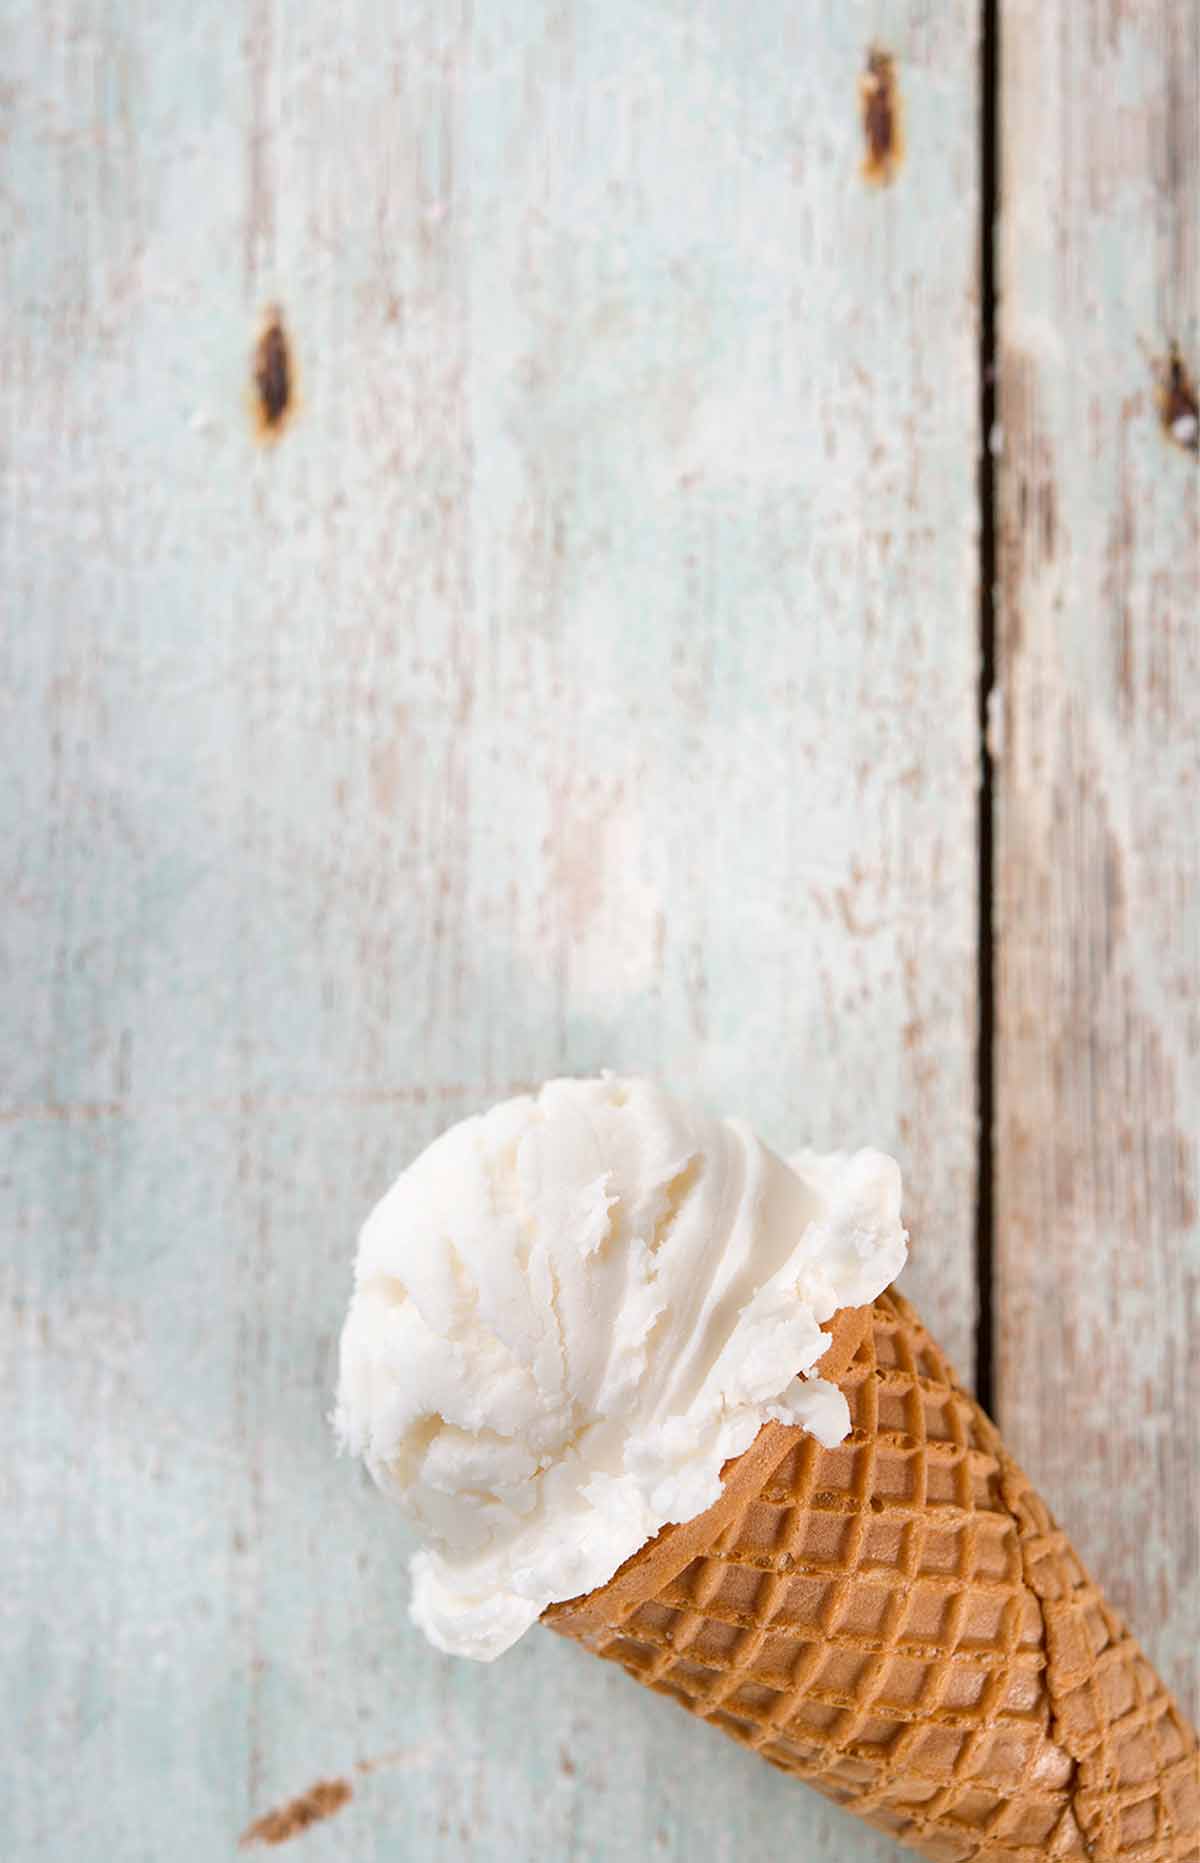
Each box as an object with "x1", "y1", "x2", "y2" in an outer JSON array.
[
  {"x1": 996, "y1": 0, "x2": 1200, "y2": 1723},
  {"x1": 1, "y1": 2, "x2": 979, "y2": 1858}
]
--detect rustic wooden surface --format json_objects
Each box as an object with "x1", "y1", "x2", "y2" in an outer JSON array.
[
  {"x1": 995, "y1": 0, "x2": 1200, "y2": 1725},
  {"x1": 2, "y1": 0, "x2": 1188, "y2": 1857}
]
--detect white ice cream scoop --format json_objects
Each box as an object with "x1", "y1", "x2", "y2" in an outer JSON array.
[{"x1": 335, "y1": 1075, "x2": 907, "y2": 1661}]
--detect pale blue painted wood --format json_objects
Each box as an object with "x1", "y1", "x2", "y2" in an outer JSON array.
[{"x1": 2, "y1": 1, "x2": 980, "y2": 1857}]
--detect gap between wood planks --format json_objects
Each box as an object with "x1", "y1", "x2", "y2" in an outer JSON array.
[{"x1": 975, "y1": 0, "x2": 1000, "y2": 1418}]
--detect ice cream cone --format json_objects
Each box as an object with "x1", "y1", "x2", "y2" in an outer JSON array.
[{"x1": 546, "y1": 1289, "x2": 1199, "y2": 1861}]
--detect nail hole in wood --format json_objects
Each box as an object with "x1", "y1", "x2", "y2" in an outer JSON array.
[
  {"x1": 239, "y1": 1777, "x2": 352, "y2": 1847},
  {"x1": 1157, "y1": 346, "x2": 1199, "y2": 456},
  {"x1": 252, "y1": 305, "x2": 295, "y2": 444},
  {"x1": 860, "y1": 48, "x2": 903, "y2": 188}
]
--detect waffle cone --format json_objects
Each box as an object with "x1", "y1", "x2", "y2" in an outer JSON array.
[{"x1": 545, "y1": 1290, "x2": 1199, "y2": 1860}]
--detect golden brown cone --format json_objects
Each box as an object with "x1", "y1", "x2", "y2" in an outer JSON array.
[{"x1": 546, "y1": 1290, "x2": 1200, "y2": 1861}]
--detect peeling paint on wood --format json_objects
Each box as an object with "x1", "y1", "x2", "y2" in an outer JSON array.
[{"x1": 997, "y1": 0, "x2": 1199, "y2": 1723}]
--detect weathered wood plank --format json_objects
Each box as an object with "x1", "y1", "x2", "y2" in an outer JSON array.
[
  {"x1": 2, "y1": 2, "x2": 980, "y2": 1857},
  {"x1": 996, "y1": 0, "x2": 1199, "y2": 1721}
]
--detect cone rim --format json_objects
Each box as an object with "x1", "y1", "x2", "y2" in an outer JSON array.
[{"x1": 543, "y1": 1301, "x2": 872, "y2": 1637}]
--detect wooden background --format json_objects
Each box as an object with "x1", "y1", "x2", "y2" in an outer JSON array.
[{"x1": 1, "y1": 1, "x2": 1195, "y2": 1858}]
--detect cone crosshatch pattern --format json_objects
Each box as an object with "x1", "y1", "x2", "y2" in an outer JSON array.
[{"x1": 547, "y1": 1291, "x2": 1200, "y2": 1861}]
